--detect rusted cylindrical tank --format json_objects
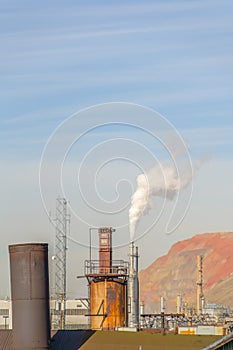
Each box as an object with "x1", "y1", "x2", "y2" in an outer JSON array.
[
  {"x1": 90, "y1": 279, "x2": 126, "y2": 330},
  {"x1": 9, "y1": 243, "x2": 51, "y2": 349}
]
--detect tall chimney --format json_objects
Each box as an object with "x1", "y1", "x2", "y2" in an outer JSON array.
[
  {"x1": 196, "y1": 255, "x2": 203, "y2": 315},
  {"x1": 98, "y1": 227, "x2": 112, "y2": 274},
  {"x1": 160, "y1": 296, "x2": 166, "y2": 313},
  {"x1": 128, "y1": 241, "x2": 139, "y2": 328},
  {"x1": 9, "y1": 243, "x2": 51, "y2": 349},
  {"x1": 176, "y1": 294, "x2": 182, "y2": 314}
]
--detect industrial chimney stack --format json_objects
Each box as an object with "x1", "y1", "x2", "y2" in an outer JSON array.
[
  {"x1": 9, "y1": 243, "x2": 51, "y2": 350},
  {"x1": 196, "y1": 255, "x2": 204, "y2": 315},
  {"x1": 128, "y1": 241, "x2": 139, "y2": 328}
]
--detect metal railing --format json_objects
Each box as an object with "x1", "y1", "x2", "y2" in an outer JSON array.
[{"x1": 85, "y1": 260, "x2": 128, "y2": 275}]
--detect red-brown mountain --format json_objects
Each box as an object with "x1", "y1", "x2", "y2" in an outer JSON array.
[{"x1": 139, "y1": 232, "x2": 233, "y2": 313}]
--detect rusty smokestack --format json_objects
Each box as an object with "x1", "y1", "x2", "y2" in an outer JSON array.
[
  {"x1": 9, "y1": 243, "x2": 51, "y2": 349},
  {"x1": 98, "y1": 227, "x2": 112, "y2": 274}
]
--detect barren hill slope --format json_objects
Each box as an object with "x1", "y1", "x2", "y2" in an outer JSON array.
[{"x1": 139, "y1": 232, "x2": 233, "y2": 312}]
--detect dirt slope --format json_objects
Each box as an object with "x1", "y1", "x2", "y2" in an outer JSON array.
[{"x1": 139, "y1": 232, "x2": 233, "y2": 312}]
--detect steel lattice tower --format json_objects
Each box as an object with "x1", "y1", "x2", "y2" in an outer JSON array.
[{"x1": 54, "y1": 197, "x2": 69, "y2": 329}]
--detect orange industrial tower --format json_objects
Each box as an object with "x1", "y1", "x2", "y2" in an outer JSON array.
[{"x1": 85, "y1": 227, "x2": 128, "y2": 330}]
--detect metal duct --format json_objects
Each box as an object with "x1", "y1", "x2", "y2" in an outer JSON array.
[{"x1": 9, "y1": 243, "x2": 51, "y2": 349}]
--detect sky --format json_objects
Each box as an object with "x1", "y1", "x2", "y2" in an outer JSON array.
[{"x1": 1, "y1": 0, "x2": 233, "y2": 299}]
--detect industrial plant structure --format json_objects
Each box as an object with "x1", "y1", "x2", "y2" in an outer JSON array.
[
  {"x1": 84, "y1": 227, "x2": 139, "y2": 330},
  {"x1": 197, "y1": 255, "x2": 204, "y2": 315},
  {"x1": 9, "y1": 243, "x2": 51, "y2": 349},
  {"x1": 1, "y1": 237, "x2": 233, "y2": 350}
]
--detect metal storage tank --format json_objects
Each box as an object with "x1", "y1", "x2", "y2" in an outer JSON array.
[
  {"x1": 9, "y1": 243, "x2": 50, "y2": 350},
  {"x1": 90, "y1": 279, "x2": 126, "y2": 329}
]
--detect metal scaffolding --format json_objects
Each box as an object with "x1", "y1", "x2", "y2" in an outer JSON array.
[{"x1": 54, "y1": 197, "x2": 70, "y2": 329}]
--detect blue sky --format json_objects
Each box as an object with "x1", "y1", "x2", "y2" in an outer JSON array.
[{"x1": 1, "y1": 0, "x2": 233, "y2": 297}]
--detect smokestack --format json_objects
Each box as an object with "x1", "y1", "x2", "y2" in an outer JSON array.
[
  {"x1": 128, "y1": 241, "x2": 139, "y2": 328},
  {"x1": 98, "y1": 227, "x2": 112, "y2": 274},
  {"x1": 196, "y1": 255, "x2": 203, "y2": 315},
  {"x1": 176, "y1": 294, "x2": 182, "y2": 314},
  {"x1": 9, "y1": 243, "x2": 51, "y2": 350},
  {"x1": 140, "y1": 301, "x2": 144, "y2": 316},
  {"x1": 139, "y1": 301, "x2": 145, "y2": 328},
  {"x1": 160, "y1": 296, "x2": 166, "y2": 313}
]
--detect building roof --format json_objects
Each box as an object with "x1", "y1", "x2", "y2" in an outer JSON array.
[
  {"x1": 0, "y1": 330, "x2": 95, "y2": 350},
  {"x1": 202, "y1": 332, "x2": 233, "y2": 350},
  {"x1": 0, "y1": 329, "x2": 223, "y2": 350},
  {"x1": 51, "y1": 330, "x2": 95, "y2": 350}
]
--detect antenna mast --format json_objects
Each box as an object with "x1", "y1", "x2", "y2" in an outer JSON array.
[{"x1": 54, "y1": 197, "x2": 70, "y2": 329}]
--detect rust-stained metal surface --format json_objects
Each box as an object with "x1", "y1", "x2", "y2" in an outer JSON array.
[
  {"x1": 90, "y1": 279, "x2": 126, "y2": 330},
  {"x1": 98, "y1": 228, "x2": 112, "y2": 274},
  {"x1": 9, "y1": 243, "x2": 51, "y2": 349}
]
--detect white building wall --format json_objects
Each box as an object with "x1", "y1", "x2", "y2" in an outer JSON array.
[
  {"x1": 0, "y1": 300, "x2": 11, "y2": 329},
  {"x1": 0, "y1": 298, "x2": 89, "y2": 330}
]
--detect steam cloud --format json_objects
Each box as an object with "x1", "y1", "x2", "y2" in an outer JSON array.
[{"x1": 129, "y1": 163, "x2": 193, "y2": 240}]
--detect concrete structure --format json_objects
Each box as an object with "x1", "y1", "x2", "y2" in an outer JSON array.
[{"x1": 9, "y1": 243, "x2": 51, "y2": 349}]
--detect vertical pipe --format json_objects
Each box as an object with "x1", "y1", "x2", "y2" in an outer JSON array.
[
  {"x1": 160, "y1": 296, "x2": 166, "y2": 313},
  {"x1": 9, "y1": 243, "x2": 51, "y2": 350},
  {"x1": 128, "y1": 241, "x2": 139, "y2": 328},
  {"x1": 128, "y1": 241, "x2": 134, "y2": 327},
  {"x1": 176, "y1": 294, "x2": 182, "y2": 314},
  {"x1": 197, "y1": 255, "x2": 203, "y2": 315},
  {"x1": 140, "y1": 301, "x2": 144, "y2": 316},
  {"x1": 139, "y1": 301, "x2": 145, "y2": 328},
  {"x1": 135, "y1": 246, "x2": 139, "y2": 327}
]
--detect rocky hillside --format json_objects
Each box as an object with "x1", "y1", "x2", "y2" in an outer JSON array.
[{"x1": 139, "y1": 232, "x2": 233, "y2": 313}]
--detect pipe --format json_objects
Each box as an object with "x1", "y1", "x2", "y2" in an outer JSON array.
[
  {"x1": 160, "y1": 296, "x2": 166, "y2": 313},
  {"x1": 135, "y1": 246, "x2": 139, "y2": 327},
  {"x1": 197, "y1": 255, "x2": 203, "y2": 315},
  {"x1": 139, "y1": 301, "x2": 145, "y2": 327},
  {"x1": 140, "y1": 301, "x2": 144, "y2": 316},
  {"x1": 128, "y1": 241, "x2": 139, "y2": 328},
  {"x1": 9, "y1": 243, "x2": 51, "y2": 349},
  {"x1": 176, "y1": 294, "x2": 182, "y2": 314}
]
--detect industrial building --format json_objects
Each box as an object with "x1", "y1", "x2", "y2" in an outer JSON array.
[
  {"x1": 0, "y1": 299, "x2": 89, "y2": 330},
  {"x1": 1, "y1": 227, "x2": 233, "y2": 349},
  {"x1": 83, "y1": 227, "x2": 139, "y2": 330}
]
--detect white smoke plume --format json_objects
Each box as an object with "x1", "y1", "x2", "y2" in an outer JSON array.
[{"x1": 129, "y1": 163, "x2": 193, "y2": 240}]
